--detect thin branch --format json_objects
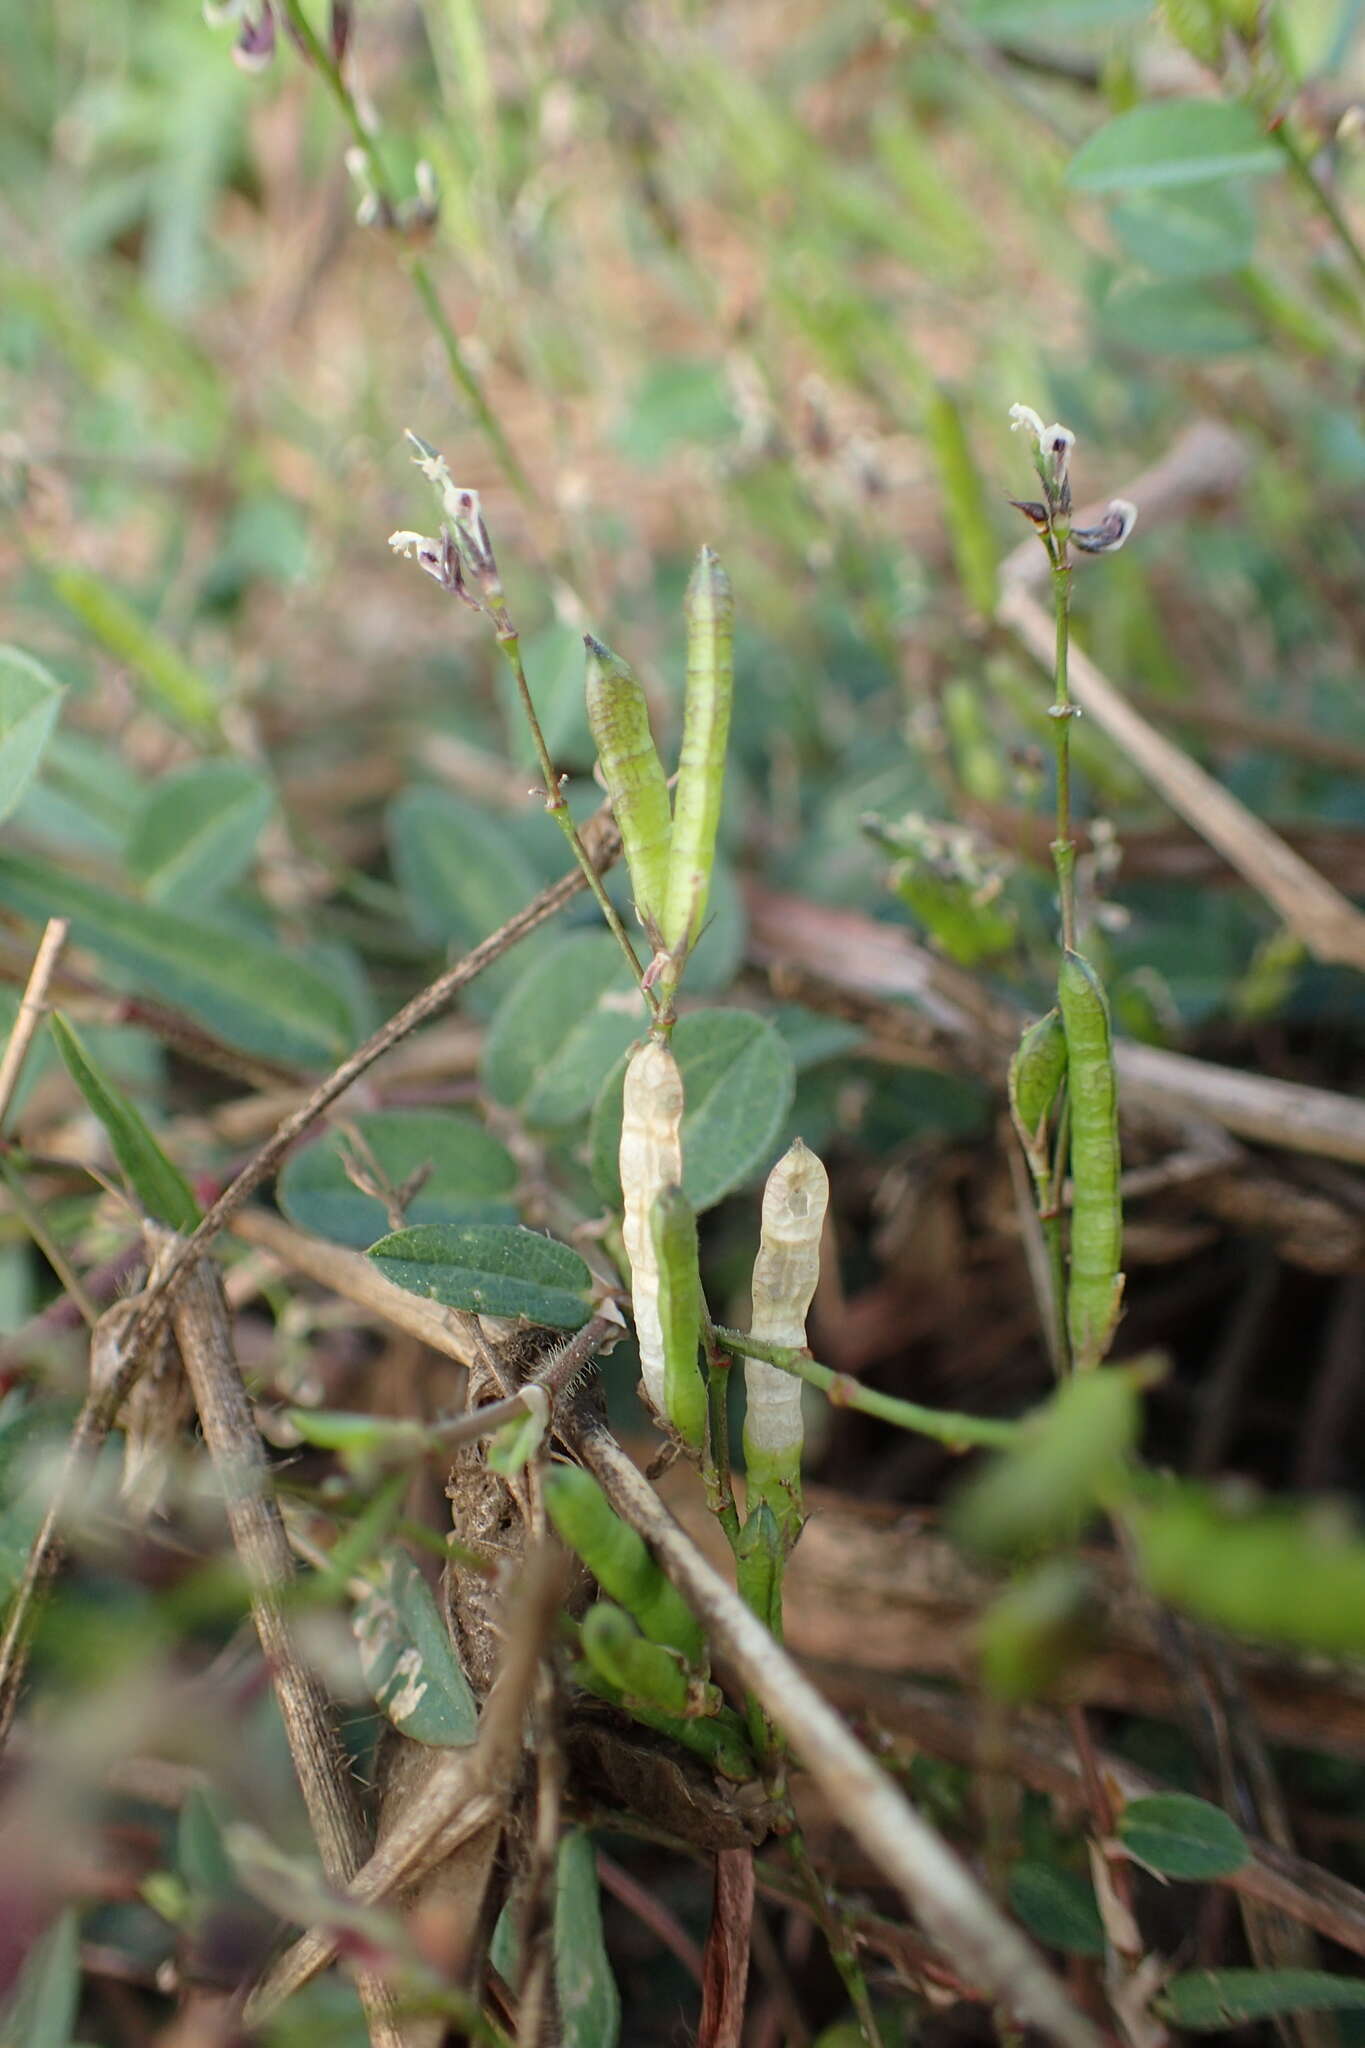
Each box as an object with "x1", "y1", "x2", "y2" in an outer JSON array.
[
  {"x1": 152, "y1": 1235, "x2": 403, "y2": 2048},
  {"x1": 0, "y1": 917, "x2": 68, "y2": 1130},
  {"x1": 709, "y1": 1326, "x2": 1019, "y2": 1450},
  {"x1": 127, "y1": 815, "x2": 621, "y2": 1362},
  {"x1": 566, "y1": 1406, "x2": 1103, "y2": 2048}
]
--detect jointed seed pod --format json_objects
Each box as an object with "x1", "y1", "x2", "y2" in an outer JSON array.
[
  {"x1": 1058, "y1": 950, "x2": 1124, "y2": 1369},
  {"x1": 580, "y1": 1601, "x2": 719, "y2": 1718},
  {"x1": 584, "y1": 634, "x2": 673, "y2": 935},
  {"x1": 742, "y1": 1138, "x2": 830, "y2": 1550},
  {"x1": 619, "y1": 1039, "x2": 685, "y2": 1420},
  {"x1": 1009, "y1": 1007, "x2": 1067, "y2": 1186},
  {"x1": 662, "y1": 547, "x2": 734, "y2": 962},
  {"x1": 543, "y1": 1464, "x2": 706, "y2": 1665},
  {"x1": 650, "y1": 1185, "x2": 706, "y2": 1451},
  {"x1": 572, "y1": 1662, "x2": 754, "y2": 1781}
]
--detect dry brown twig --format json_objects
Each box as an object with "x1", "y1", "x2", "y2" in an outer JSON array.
[{"x1": 0, "y1": 915, "x2": 68, "y2": 1129}]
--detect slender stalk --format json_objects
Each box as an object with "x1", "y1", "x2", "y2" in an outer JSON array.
[
  {"x1": 496, "y1": 627, "x2": 653, "y2": 1006},
  {"x1": 0, "y1": 1157, "x2": 97, "y2": 1326},
  {"x1": 710, "y1": 1326, "x2": 1019, "y2": 1449},
  {"x1": 786, "y1": 1823, "x2": 886, "y2": 2048},
  {"x1": 273, "y1": 0, "x2": 534, "y2": 505},
  {"x1": 0, "y1": 918, "x2": 68, "y2": 1132},
  {"x1": 700, "y1": 1324, "x2": 741, "y2": 1551},
  {"x1": 1272, "y1": 121, "x2": 1365, "y2": 299},
  {"x1": 1049, "y1": 543, "x2": 1077, "y2": 955}
]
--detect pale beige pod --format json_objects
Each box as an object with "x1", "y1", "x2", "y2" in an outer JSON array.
[
  {"x1": 744, "y1": 1138, "x2": 830, "y2": 1470},
  {"x1": 619, "y1": 1039, "x2": 685, "y2": 1417}
]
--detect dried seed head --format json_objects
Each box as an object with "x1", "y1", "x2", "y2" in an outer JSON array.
[
  {"x1": 1071, "y1": 499, "x2": 1139, "y2": 555},
  {"x1": 619, "y1": 1040, "x2": 685, "y2": 1419}
]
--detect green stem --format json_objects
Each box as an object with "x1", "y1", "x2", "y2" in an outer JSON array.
[
  {"x1": 1272, "y1": 119, "x2": 1365, "y2": 299},
  {"x1": 787, "y1": 1824, "x2": 886, "y2": 2048},
  {"x1": 496, "y1": 630, "x2": 655, "y2": 1007},
  {"x1": 709, "y1": 1326, "x2": 1018, "y2": 1449},
  {"x1": 0, "y1": 1158, "x2": 97, "y2": 1325},
  {"x1": 275, "y1": 0, "x2": 534, "y2": 506},
  {"x1": 1049, "y1": 548, "x2": 1076, "y2": 955},
  {"x1": 700, "y1": 1325, "x2": 742, "y2": 1552}
]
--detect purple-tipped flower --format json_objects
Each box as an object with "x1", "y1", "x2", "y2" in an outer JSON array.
[
  {"x1": 231, "y1": 0, "x2": 276, "y2": 71},
  {"x1": 1072, "y1": 499, "x2": 1138, "y2": 555}
]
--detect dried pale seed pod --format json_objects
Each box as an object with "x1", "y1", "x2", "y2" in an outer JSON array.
[
  {"x1": 662, "y1": 546, "x2": 734, "y2": 961},
  {"x1": 619, "y1": 1039, "x2": 684, "y2": 1421},
  {"x1": 742, "y1": 1138, "x2": 829, "y2": 1550}
]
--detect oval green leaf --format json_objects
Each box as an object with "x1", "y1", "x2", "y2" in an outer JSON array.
[
  {"x1": 368, "y1": 1222, "x2": 593, "y2": 1329},
  {"x1": 1068, "y1": 102, "x2": 1282, "y2": 195},
  {"x1": 1008, "y1": 1862, "x2": 1105, "y2": 1958},
  {"x1": 1118, "y1": 1793, "x2": 1248, "y2": 1880},
  {"x1": 388, "y1": 785, "x2": 541, "y2": 1013},
  {"x1": 1157, "y1": 1970, "x2": 1365, "y2": 2032},
  {"x1": 483, "y1": 931, "x2": 646, "y2": 1130},
  {"x1": 278, "y1": 1109, "x2": 518, "y2": 1247},
  {"x1": 555, "y1": 1831, "x2": 621, "y2": 2048},
  {"x1": 50, "y1": 1011, "x2": 200, "y2": 1232},
  {"x1": 1, "y1": 1907, "x2": 80, "y2": 2048},
  {"x1": 1098, "y1": 277, "x2": 1260, "y2": 358},
  {"x1": 0, "y1": 851, "x2": 352, "y2": 1068},
  {"x1": 0, "y1": 647, "x2": 64, "y2": 826},
  {"x1": 354, "y1": 1549, "x2": 478, "y2": 1747},
  {"x1": 1109, "y1": 180, "x2": 1256, "y2": 280},
  {"x1": 590, "y1": 1008, "x2": 796, "y2": 1214},
  {"x1": 126, "y1": 759, "x2": 274, "y2": 908}
]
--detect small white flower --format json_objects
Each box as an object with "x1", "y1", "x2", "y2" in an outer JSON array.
[
  {"x1": 1009, "y1": 403, "x2": 1047, "y2": 443},
  {"x1": 388, "y1": 530, "x2": 432, "y2": 559}
]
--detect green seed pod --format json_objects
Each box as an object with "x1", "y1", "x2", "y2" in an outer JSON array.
[
  {"x1": 572, "y1": 1663, "x2": 754, "y2": 1781},
  {"x1": 619, "y1": 1039, "x2": 685, "y2": 1421},
  {"x1": 543, "y1": 1464, "x2": 706, "y2": 1665},
  {"x1": 662, "y1": 546, "x2": 734, "y2": 961},
  {"x1": 583, "y1": 633, "x2": 672, "y2": 935},
  {"x1": 580, "y1": 1600, "x2": 722, "y2": 1718},
  {"x1": 742, "y1": 1138, "x2": 829, "y2": 1551},
  {"x1": 736, "y1": 1502, "x2": 783, "y2": 1638},
  {"x1": 1058, "y1": 951, "x2": 1124, "y2": 1370},
  {"x1": 1009, "y1": 1008, "x2": 1067, "y2": 1169},
  {"x1": 650, "y1": 1185, "x2": 706, "y2": 1451}
]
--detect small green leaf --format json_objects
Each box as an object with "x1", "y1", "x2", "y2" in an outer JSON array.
[
  {"x1": 50, "y1": 1012, "x2": 200, "y2": 1231},
  {"x1": 0, "y1": 647, "x2": 65, "y2": 825},
  {"x1": 947, "y1": 1366, "x2": 1142, "y2": 1560},
  {"x1": 277, "y1": 1109, "x2": 517, "y2": 1248},
  {"x1": 1109, "y1": 180, "x2": 1256, "y2": 280},
  {"x1": 482, "y1": 932, "x2": 645, "y2": 1129},
  {"x1": 287, "y1": 1408, "x2": 426, "y2": 1471},
  {"x1": 1118, "y1": 1793, "x2": 1249, "y2": 1880},
  {"x1": 1067, "y1": 102, "x2": 1282, "y2": 194},
  {"x1": 1130, "y1": 1479, "x2": 1365, "y2": 1654},
  {"x1": 0, "y1": 852, "x2": 353, "y2": 1068},
  {"x1": 1008, "y1": 1863, "x2": 1105, "y2": 1958},
  {"x1": 2, "y1": 1907, "x2": 81, "y2": 2048},
  {"x1": 49, "y1": 564, "x2": 219, "y2": 729},
  {"x1": 177, "y1": 1786, "x2": 238, "y2": 1898},
  {"x1": 554, "y1": 1831, "x2": 621, "y2": 2048},
  {"x1": 368, "y1": 1223, "x2": 594, "y2": 1329},
  {"x1": 353, "y1": 1550, "x2": 478, "y2": 1746},
  {"x1": 387, "y1": 786, "x2": 541, "y2": 1012},
  {"x1": 1157, "y1": 1970, "x2": 1365, "y2": 2031},
  {"x1": 590, "y1": 1009, "x2": 796, "y2": 1213},
  {"x1": 125, "y1": 760, "x2": 274, "y2": 908},
  {"x1": 1097, "y1": 277, "x2": 1260, "y2": 358}
]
